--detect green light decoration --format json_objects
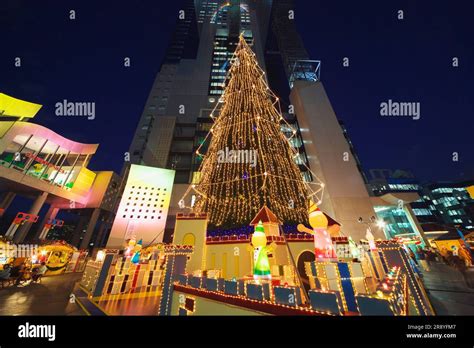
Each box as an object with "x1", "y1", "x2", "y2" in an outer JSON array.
[{"x1": 251, "y1": 220, "x2": 271, "y2": 279}]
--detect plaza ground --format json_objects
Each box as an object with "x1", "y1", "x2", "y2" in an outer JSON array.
[
  {"x1": 0, "y1": 272, "x2": 83, "y2": 315},
  {"x1": 420, "y1": 262, "x2": 474, "y2": 315},
  {"x1": 94, "y1": 290, "x2": 162, "y2": 315},
  {"x1": 0, "y1": 263, "x2": 473, "y2": 315}
]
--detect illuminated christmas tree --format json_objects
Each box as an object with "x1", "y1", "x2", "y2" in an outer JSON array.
[{"x1": 181, "y1": 35, "x2": 324, "y2": 229}]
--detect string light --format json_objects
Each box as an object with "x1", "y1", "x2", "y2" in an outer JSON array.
[
  {"x1": 376, "y1": 242, "x2": 431, "y2": 315},
  {"x1": 178, "y1": 35, "x2": 324, "y2": 229},
  {"x1": 173, "y1": 283, "x2": 333, "y2": 315}
]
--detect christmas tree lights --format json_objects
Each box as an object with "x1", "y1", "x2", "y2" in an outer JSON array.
[{"x1": 180, "y1": 35, "x2": 324, "y2": 229}]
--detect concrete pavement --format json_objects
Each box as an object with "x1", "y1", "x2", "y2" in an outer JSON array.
[
  {"x1": 1, "y1": 262, "x2": 473, "y2": 316},
  {"x1": 420, "y1": 262, "x2": 474, "y2": 315},
  {"x1": 0, "y1": 272, "x2": 84, "y2": 315}
]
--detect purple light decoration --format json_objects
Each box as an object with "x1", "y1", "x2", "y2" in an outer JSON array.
[{"x1": 206, "y1": 224, "x2": 301, "y2": 238}]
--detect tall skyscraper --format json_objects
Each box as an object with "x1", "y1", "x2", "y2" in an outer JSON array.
[{"x1": 126, "y1": 0, "x2": 381, "y2": 241}]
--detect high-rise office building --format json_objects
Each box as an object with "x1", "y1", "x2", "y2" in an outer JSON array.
[
  {"x1": 126, "y1": 0, "x2": 381, "y2": 241},
  {"x1": 422, "y1": 181, "x2": 474, "y2": 230}
]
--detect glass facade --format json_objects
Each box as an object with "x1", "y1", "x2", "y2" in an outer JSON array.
[
  {"x1": 367, "y1": 169, "x2": 420, "y2": 196},
  {"x1": 289, "y1": 60, "x2": 321, "y2": 88},
  {"x1": 374, "y1": 206, "x2": 418, "y2": 239},
  {"x1": 424, "y1": 185, "x2": 474, "y2": 229},
  {"x1": 0, "y1": 133, "x2": 90, "y2": 190}
]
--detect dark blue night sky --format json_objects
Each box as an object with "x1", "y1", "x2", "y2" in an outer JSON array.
[{"x1": 2, "y1": 0, "x2": 473, "y2": 183}]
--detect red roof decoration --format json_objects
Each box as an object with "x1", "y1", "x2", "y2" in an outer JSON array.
[{"x1": 250, "y1": 206, "x2": 281, "y2": 225}]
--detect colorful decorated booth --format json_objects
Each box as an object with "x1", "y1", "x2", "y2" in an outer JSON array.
[
  {"x1": 0, "y1": 238, "x2": 13, "y2": 269},
  {"x1": 33, "y1": 241, "x2": 78, "y2": 275}
]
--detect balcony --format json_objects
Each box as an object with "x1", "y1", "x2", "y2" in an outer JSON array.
[{"x1": 289, "y1": 60, "x2": 321, "y2": 88}]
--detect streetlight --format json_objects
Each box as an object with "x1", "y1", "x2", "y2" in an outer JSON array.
[
  {"x1": 376, "y1": 219, "x2": 386, "y2": 229},
  {"x1": 358, "y1": 216, "x2": 386, "y2": 250},
  {"x1": 358, "y1": 216, "x2": 386, "y2": 233}
]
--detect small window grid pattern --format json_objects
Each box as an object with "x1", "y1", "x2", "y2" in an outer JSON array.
[{"x1": 120, "y1": 185, "x2": 168, "y2": 221}]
